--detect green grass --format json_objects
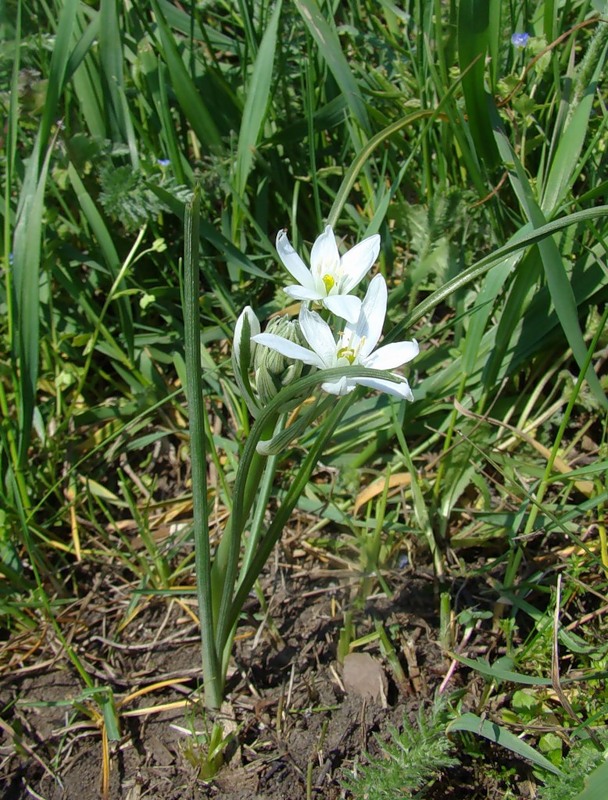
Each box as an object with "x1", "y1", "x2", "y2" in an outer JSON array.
[{"x1": 1, "y1": 0, "x2": 607, "y2": 794}]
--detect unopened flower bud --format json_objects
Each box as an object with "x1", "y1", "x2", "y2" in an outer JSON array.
[
  {"x1": 253, "y1": 316, "x2": 304, "y2": 404},
  {"x1": 233, "y1": 306, "x2": 262, "y2": 415}
]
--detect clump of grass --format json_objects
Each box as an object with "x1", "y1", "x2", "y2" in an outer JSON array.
[
  {"x1": 537, "y1": 735, "x2": 608, "y2": 800},
  {"x1": 342, "y1": 698, "x2": 459, "y2": 799}
]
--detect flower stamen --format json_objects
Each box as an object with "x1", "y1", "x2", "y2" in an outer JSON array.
[
  {"x1": 337, "y1": 346, "x2": 356, "y2": 364},
  {"x1": 322, "y1": 273, "x2": 335, "y2": 293}
]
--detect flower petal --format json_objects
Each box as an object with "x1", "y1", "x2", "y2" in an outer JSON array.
[
  {"x1": 310, "y1": 225, "x2": 340, "y2": 281},
  {"x1": 321, "y1": 376, "x2": 353, "y2": 395},
  {"x1": 299, "y1": 305, "x2": 337, "y2": 366},
  {"x1": 349, "y1": 273, "x2": 387, "y2": 356},
  {"x1": 284, "y1": 285, "x2": 323, "y2": 301},
  {"x1": 276, "y1": 229, "x2": 315, "y2": 289},
  {"x1": 340, "y1": 233, "x2": 380, "y2": 293},
  {"x1": 364, "y1": 339, "x2": 419, "y2": 370},
  {"x1": 323, "y1": 293, "x2": 362, "y2": 323},
  {"x1": 355, "y1": 375, "x2": 414, "y2": 401},
  {"x1": 251, "y1": 333, "x2": 323, "y2": 368}
]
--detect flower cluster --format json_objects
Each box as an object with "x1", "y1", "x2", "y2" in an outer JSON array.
[{"x1": 233, "y1": 226, "x2": 419, "y2": 411}]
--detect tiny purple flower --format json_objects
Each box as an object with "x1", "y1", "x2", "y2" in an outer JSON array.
[
  {"x1": 157, "y1": 158, "x2": 170, "y2": 167},
  {"x1": 511, "y1": 32, "x2": 530, "y2": 49}
]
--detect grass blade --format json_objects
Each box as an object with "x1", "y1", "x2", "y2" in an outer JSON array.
[
  {"x1": 492, "y1": 118, "x2": 607, "y2": 408},
  {"x1": 12, "y1": 139, "x2": 53, "y2": 465},
  {"x1": 447, "y1": 712, "x2": 563, "y2": 776},
  {"x1": 151, "y1": 0, "x2": 222, "y2": 154},
  {"x1": 233, "y1": 0, "x2": 282, "y2": 234},
  {"x1": 37, "y1": 0, "x2": 78, "y2": 153},
  {"x1": 67, "y1": 163, "x2": 135, "y2": 359},
  {"x1": 294, "y1": 0, "x2": 369, "y2": 136},
  {"x1": 457, "y1": 0, "x2": 499, "y2": 170},
  {"x1": 542, "y1": 56, "x2": 606, "y2": 215}
]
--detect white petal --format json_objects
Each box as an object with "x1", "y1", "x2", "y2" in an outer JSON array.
[
  {"x1": 284, "y1": 285, "x2": 323, "y2": 301},
  {"x1": 364, "y1": 340, "x2": 419, "y2": 370},
  {"x1": 323, "y1": 293, "x2": 362, "y2": 323},
  {"x1": 276, "y1": 229, "x2": 315, "y2": 289},
  {"x1": 349, "y1": 273, "x2": 387, "y2": 355},
  {"x1": 251, "y1": 333, "x2": 324, "y2": 368},
  {"x1": 310, "y1": 225, "x2": 340, "y2": 280},
  {"x1": 321, "y1": 376, "x2": 353, "y2": 395},
  {"x1": 355, "y1": 375, "x2": 414, "y2": 401},
  {"x1": 299, "y1": 305, "x2": 337, "y2": 366},
  {"x1": 340, "y1": 233, "x2": 380, "y2": 293}
]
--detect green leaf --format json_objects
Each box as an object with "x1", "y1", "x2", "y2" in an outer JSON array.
[
  {"x1": 234, "y1": 0, "x2": 282, "y2": 199},
  {"x1": 453, "y1": 654, "x2": 553, "y2": 686},
  {"x1": 541, "y1": 57, "x2": 606, "y2": 215},
  {"x1": 491, "y1": 118, "x2": 608, "y2": 409},
  {"x1": 457, "y1": 0, "x2": 499, "y2": 170},
  {"x1": 294, "y1": 0, "x2": 369, "y2": 135},
  {"x1": 151, "y1": 0, "x2": 222, "y2": 153},
  {"x1": 447, "y1": 713, "x2": 563, "y2": 775}
]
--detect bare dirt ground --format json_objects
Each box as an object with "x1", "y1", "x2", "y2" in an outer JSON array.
[{"x1": 0, "y1": 537, "x2": 547, "y2": 799}]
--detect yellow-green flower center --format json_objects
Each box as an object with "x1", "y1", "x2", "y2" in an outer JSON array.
[
  {"x1": 337, "y1": 346, "x2": 356, "y2": 364},
  {"x1": 322, "y1": 273, "x2": 335, "y2": 293}
]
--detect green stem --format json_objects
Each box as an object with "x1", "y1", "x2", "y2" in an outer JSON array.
[
  {"x1": 223, "y1": 393, "x2": 358, "y2": 639},
  {"x1": 210, "y1": 367, "x2": 407, "y2": 701},
  {"x1": 184, "y1": 188, "x2": 221, "y2": 710}
]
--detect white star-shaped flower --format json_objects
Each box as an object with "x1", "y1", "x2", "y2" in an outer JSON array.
[
  {"x1": 277, "y1": 225, "x2": 380, "y2": 323},
  {"x1": 252, "y1": 274, "x2": 418, "y2": 399}
]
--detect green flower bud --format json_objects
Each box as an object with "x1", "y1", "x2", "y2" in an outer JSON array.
[
  {"x1": 233, "y1": 306, "x2": 262, "y2": 416},
  {"x1": 253, "y1": 316, "x2": 304, "y2": 404}
]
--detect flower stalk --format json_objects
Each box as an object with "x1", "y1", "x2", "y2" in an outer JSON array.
[
  {"x1": 183, "y1": 188, "x2": 222, "y2": 710},
  {"x1": 185, "y1": 218, "x2": 420, "y2": 708}
]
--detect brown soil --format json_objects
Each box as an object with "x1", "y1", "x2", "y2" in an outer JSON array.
[{"x1": 1, "y1": 544, "x2": 537, "y2": 799}]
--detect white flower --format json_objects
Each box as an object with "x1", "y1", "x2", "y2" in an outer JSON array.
[
  {"x1": 252, "y1": 274, "x2": 419, "y2": 400},
  {"x1": 277, "y1": 225, "x2": 380, "y2": 324}
]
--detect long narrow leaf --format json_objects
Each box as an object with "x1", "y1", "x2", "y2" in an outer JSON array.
[
  {"x1": 67, "y1": 163, "x2": 134, "y2": 358},
  {"x1": 151, "y1": 0, "x2": 222, "y2": 153},
  {"x1": 447, "y1": 713, "x2": 562, "y2": 775},
  {"x1": 183, "y1": 187, "x2": 221, "y2": 710},
  {"x1": 12, "y1": 139, "x2": 53, "y2": 464},
  {"x1": 294, "y1": 0, "x2": 369, "y2": 135},
  {"x1": 234, "y1": 0, "x2": 282, "y2": 201},
  {"x1": 542, "y1": 57, "x2": 606, "y2": 215},
  {"x1": 457, "y1": 0, "x2": 499, "y2": 170},
  {"x1": 492, "y1": 119, "x2": 607, "y2": 408},
  {"x1": 37, "y1": 0, "x2": 78, "y2": 154}
]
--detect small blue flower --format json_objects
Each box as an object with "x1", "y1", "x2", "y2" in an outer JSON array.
[
  {"x1": 511, "y1": 32, "x2": 530, "y2": 49},
  {"x1": 157, "y1": 158, "x2": 170, "y2": 167}
]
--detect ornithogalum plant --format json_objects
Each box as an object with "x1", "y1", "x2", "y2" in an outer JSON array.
[{"x1": 184, "y1": 192, "x2": 418, "y2": 710}]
